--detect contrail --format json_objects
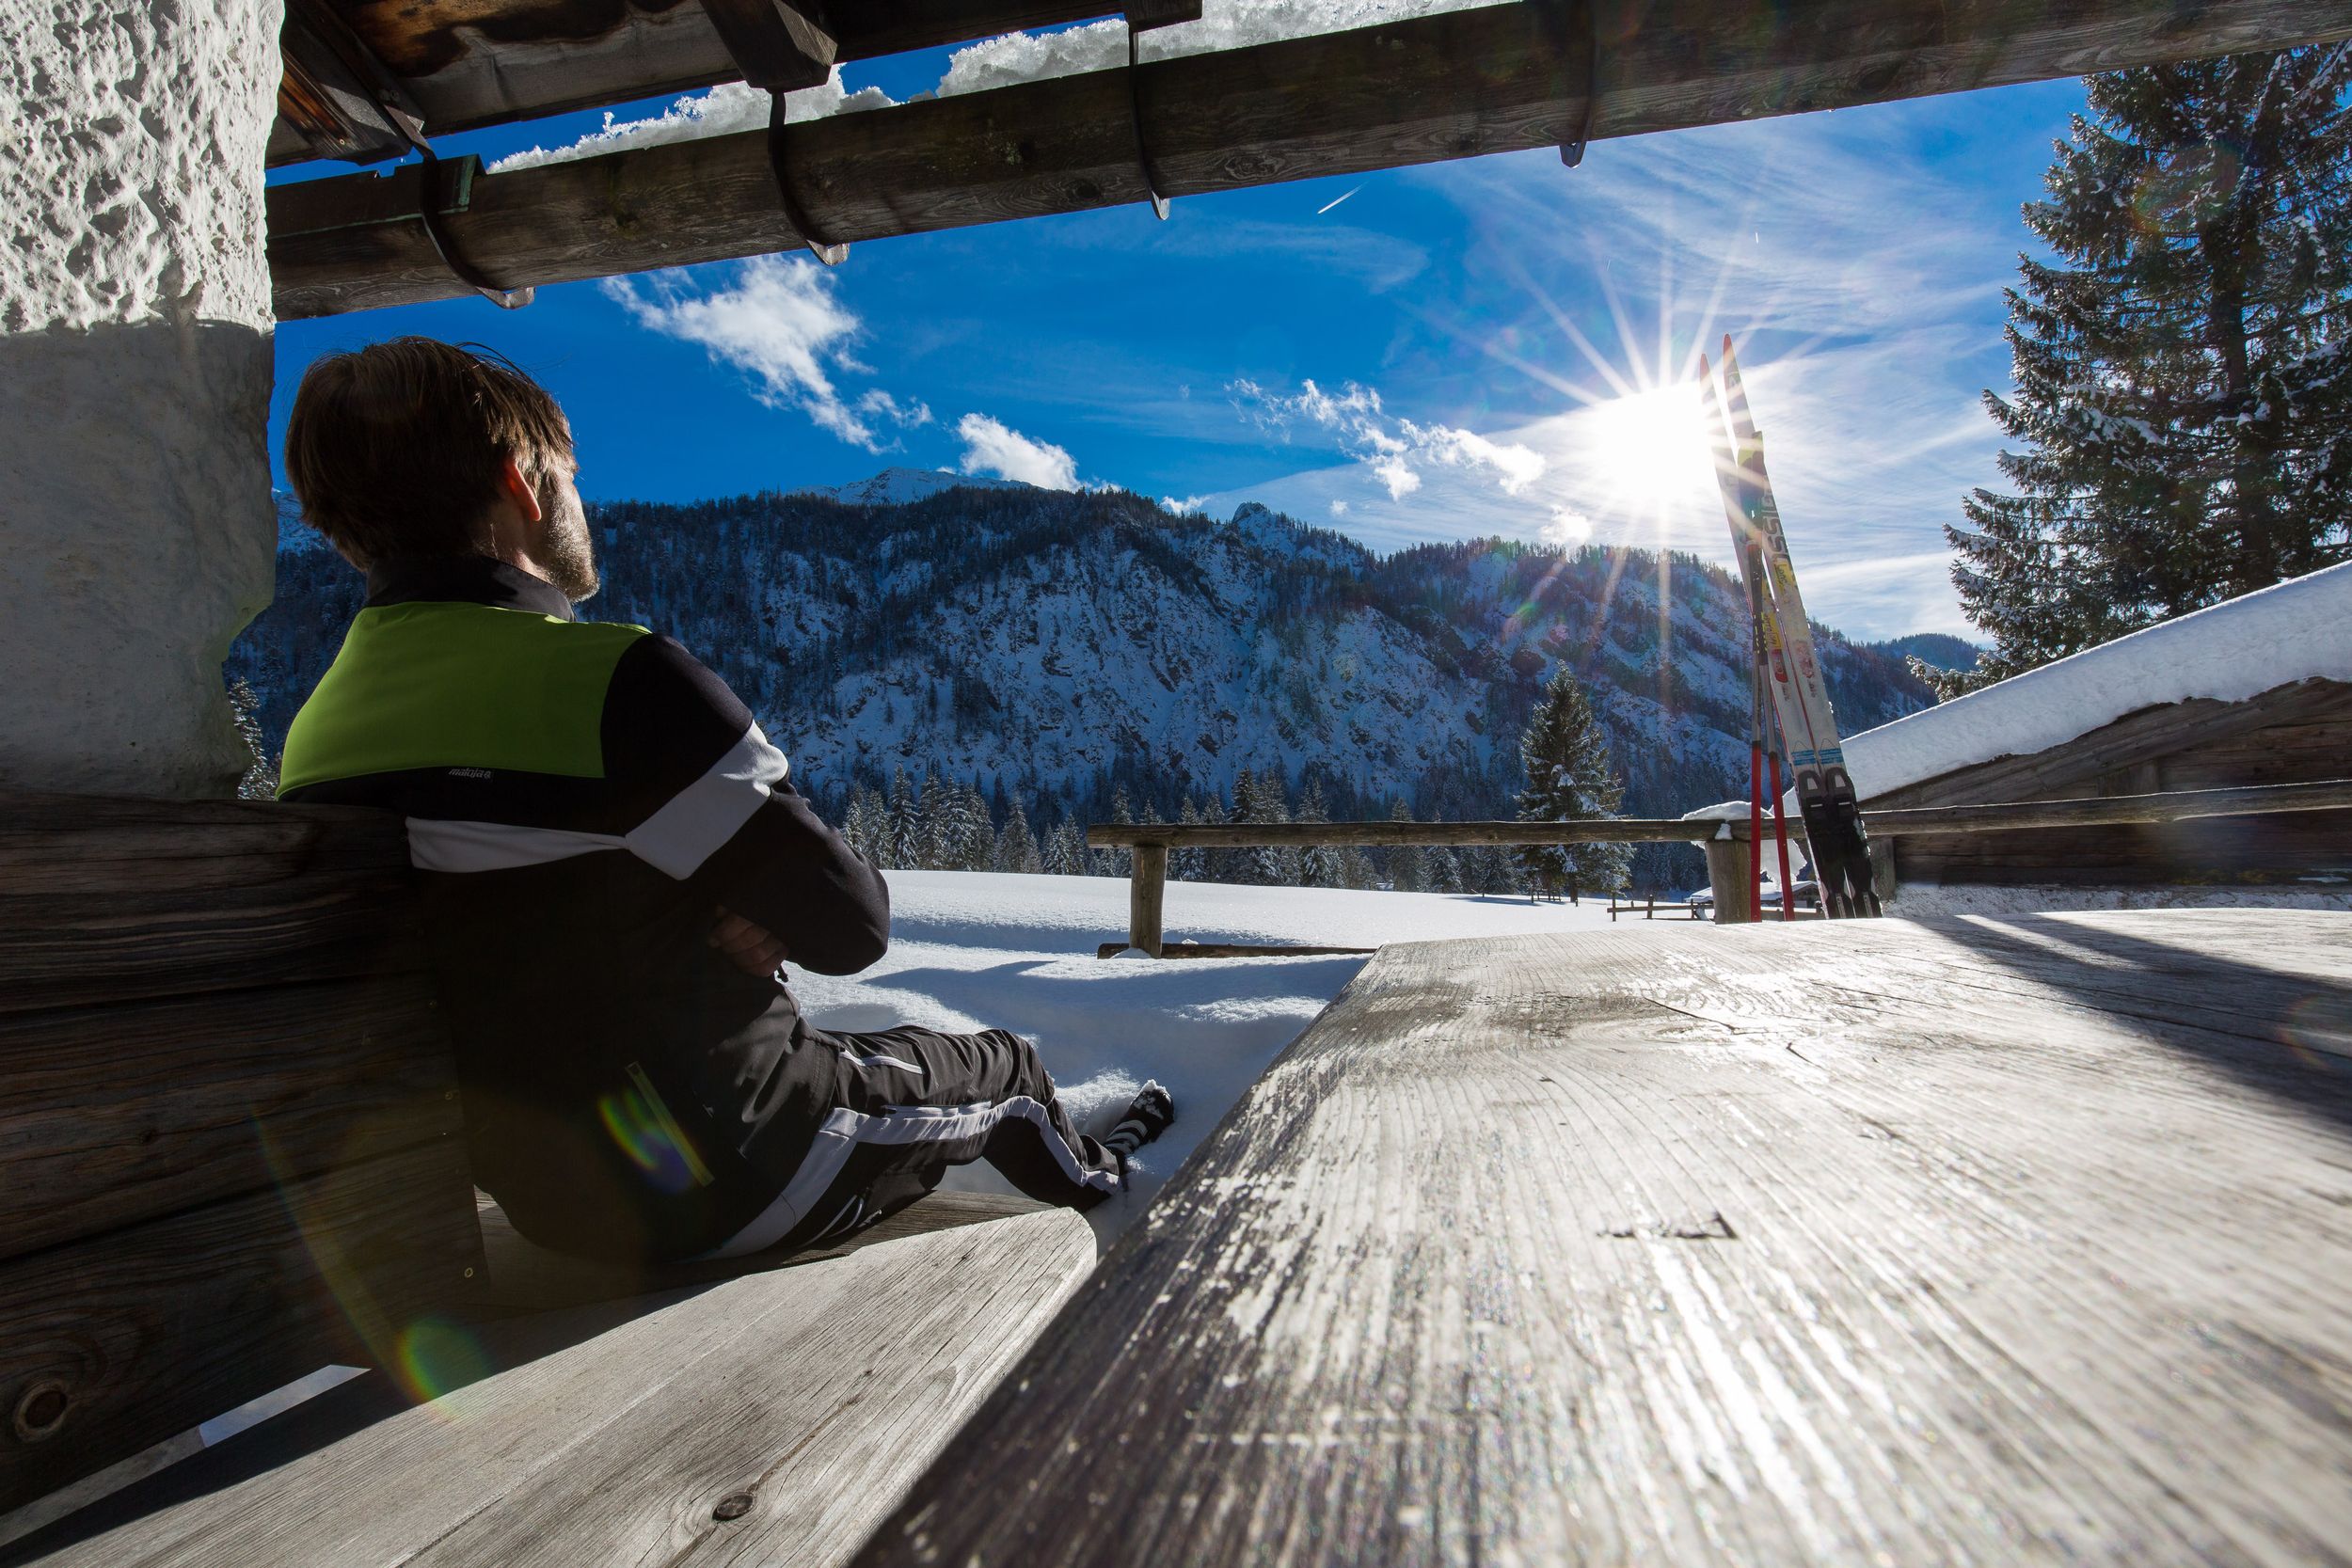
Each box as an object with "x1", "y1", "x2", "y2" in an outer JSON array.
[{"x1": 1315, "y1": 186, "x2": 1360, "y2": 215}]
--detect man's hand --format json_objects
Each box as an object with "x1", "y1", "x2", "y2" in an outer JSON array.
[{"x1": 708, "y1": 908, "x2": 789, "y2": 978}]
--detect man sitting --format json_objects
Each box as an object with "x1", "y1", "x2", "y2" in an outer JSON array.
[{"x1": 276, "y1": 337, "x2": 1173, "y2": 1262}]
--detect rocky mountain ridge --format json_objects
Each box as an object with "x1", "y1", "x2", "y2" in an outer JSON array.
[{"x1": 234, "y1": 476, "x2": 1936, "y2": 885}]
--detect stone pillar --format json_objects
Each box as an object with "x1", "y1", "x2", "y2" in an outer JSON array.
[{"x1": 0, "y1": 1, "x2": 283, "y2": 797}]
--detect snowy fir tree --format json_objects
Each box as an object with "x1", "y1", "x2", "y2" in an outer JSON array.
[
  {"x1": 1297, "y1": 778, "x2": 1343, "y2": 889},
  {"x1": 228, "y1": 677, "x2": 278, "y2": 801},
  {"x1": 887, "y1": 768, "x2": 922, "y2": 870},
  {"x1": 1384, "y1": 799, "x2": 1427, "y2": 892},
  {"x1": 993, "y1": 807, "x2": 1043, "y2": 874},
  {"x1": 1514, "y1": 668, "x2": 1630, "y2": 897},
  {"x1": 1947, "y1": 45, "x2": 2352, "y2": 691},
  {"x1": 1170, "y1": 799, "x2": 1210, "y2": 882}
]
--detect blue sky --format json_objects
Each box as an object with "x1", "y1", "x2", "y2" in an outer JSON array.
[{"x1": 268, "y1": 25, "x2": 2087, "y2": 642}]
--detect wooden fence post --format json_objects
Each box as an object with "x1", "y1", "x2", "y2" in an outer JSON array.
[
  {"x1": 1130, "y1": 845, "x2": 1168, "y2": 958},
  {"x1": 1702, "y1": 836, "x2": 1755, "y2": 926}
]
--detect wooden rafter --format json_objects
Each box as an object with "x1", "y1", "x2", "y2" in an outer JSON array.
[
  {"x1": 269, "y1": 1, "x2": 1212, "y2": 163},
  {"x1": 267, "y1": 0, "x2": 2352, "y2": 319},
  {"x1": 703, "y1": 0, "x2": 836, "y2": 92},
  {"x1": 274, "y1": 0, "x2": 421, "y2": 166}
]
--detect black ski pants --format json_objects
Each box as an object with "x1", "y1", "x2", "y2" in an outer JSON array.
[{"x1": 705, "y1": 1022, "x2": 1123, "y2": 1259}]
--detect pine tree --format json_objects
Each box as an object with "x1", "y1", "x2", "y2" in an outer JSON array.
[
  {"x1": 917, "y1": 772, "x2": 955, "y2": 870},
  {"x1": 1948, "y1": 46, "x2": 2352, "y2": 690},
  {"x1": 961, "y1": 782, "x2": 999, "y2": 869},
  {"x1": 1042, "y1": 817, "x2": 1089, "y2": 877},
  {"x1": 886, "y1": 767, "x2": 920, "y2": 870},
  {"x1": 1515, "y1": 668, "x2": 1630, "y2": 898},
  {"x1": 1384, "y1": 798, "x2": 1426, "y2": 893},
  {"x1": 844, "y1": 784, "x2": 888, "y2": 864},
  {"x1": 993, "y1": 806, "x2": 1044, "y2": 874},
  {"x1": 1103, "y1": 785, "x2": 1136, "y2": 878},
  {"x1": 1424, "y1": 843, "x2": 1463, "y2": 895},
  {"x1": 1170, "y1": 799, "x2": 1207, "y2": 882},
  {"x1": 1297, "y1": 777, "x2": 1342, "y2": 888},
  {"x1": 227, "y1": 677, "x2": 278, "y2": 801}
]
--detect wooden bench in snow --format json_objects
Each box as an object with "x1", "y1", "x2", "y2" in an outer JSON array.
[
  {"x1": 851, "y1": 911, "x2": 2352, "y2": 1566},
  {"x1": 0, "y1": 792, "x2": 1096, "y2": 1566}
]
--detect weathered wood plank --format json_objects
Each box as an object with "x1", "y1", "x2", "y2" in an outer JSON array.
[
  {"x1": 1856, "y1": 778, "x2": 2352, "y2": 836},
  {"x1": 702, "y1": 0, "x2": 835, "y2": 91},
  {"x1": 0, "y1": 975, "x2": 458, "y2": 1259},
  {"x1": 850, "y1": 911, "x2": 2352, "y2": 1566},
  {"x1": 267, "y1": 0, "x2": 2352, "y2": 316},
  {"x1": 469, "y1": 1187, "x2": 1057, "y2": 1310},
  {"x1": 291, "y1": 1, "x2": 1157, "y2": 151},
  {"x1": 1093, "y1": 941, "x2": 1379, "y2": 959},
  {"x1": 1129, "y1": 843, "x2": 1168, "y2": 957},
  {"x1": 1089, "y1": 817, "x2": 1720, "y2": 849},
  {"x1": 0, "y1": 1138, "x2": 481, "y2": 1513},
  {"x1": 21, "y1": 1209, "x2": 1095, "y2": 1568},
  {"x1": 0, "y1": 793, "x2": 421, "y2": 1014},
  {"x1": 1867, "y1": 679, "x2": 2352, "y2": 812}
]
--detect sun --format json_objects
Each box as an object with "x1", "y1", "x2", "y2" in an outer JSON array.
[{"x1": 1579, "y1": 382, "x2": 1719, "y2": 516}]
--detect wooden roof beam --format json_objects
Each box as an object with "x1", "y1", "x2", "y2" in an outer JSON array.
[
  {"x1": 273, "y1": 1, "x2": 1205, "y2": 159},
  {"x1": 266, "y1": 0, "x2": 2352, "y2": 319},
  {"x1": 273, "y1": 0, "x2": 424, "y2": 166},
  {"x1": 704, "y1": 0, "x2": 837, "y2": 93}
]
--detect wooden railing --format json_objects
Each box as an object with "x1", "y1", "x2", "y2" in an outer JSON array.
[{"x1": 1086, "y1": 778, "x2": 2352, "y2": 955}]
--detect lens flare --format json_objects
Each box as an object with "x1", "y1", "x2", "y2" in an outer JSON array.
[
  {"x1": 596, "y1": 1063, "x2": 715, "y2": 1195},
  {"x1": 395, "y1": 1315, "x2": 496, "y2": 1402},
  {"x1": 2279, "y1": 991, "x2": 2352, "y2": 1069},
  {"x1": 251, "y1": 1114, "x2": 495, "y2": 1417}
]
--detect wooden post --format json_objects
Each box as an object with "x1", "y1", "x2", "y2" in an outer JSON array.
[
  {"x1": 1869, "y1": 838, "x2": 1899, "y2": 906},
  {"x1": 1130, "y1": 845, "x2": 1168, "y2": 958},
  {"x1": 1702, "y1": 836, "x2": 1756, "y2": 926}
]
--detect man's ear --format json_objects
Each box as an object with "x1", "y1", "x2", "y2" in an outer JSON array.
[{"x1": 494, "y1": 453, "x2": 546, "y2": 525}]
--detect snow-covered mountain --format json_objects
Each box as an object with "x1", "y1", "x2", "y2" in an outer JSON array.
[
  {"x1": 236, "y1": 479, "x2": 1933, "y2": 882},
  {"x1": 789, "y1": 467, "x2": 1035, "y2": 508}
]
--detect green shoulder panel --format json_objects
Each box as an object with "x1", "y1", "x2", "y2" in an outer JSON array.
[{"x1": 280, "y1": 603, "x2": 649, "y2": 793}]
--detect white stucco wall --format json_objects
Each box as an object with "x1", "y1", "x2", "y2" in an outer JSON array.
[{"x1": 0, "y1": 0, "x2": 282, "y2": 796}]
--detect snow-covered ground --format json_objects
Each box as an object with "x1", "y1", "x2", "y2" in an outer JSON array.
[{"x1": 790, "y1": 870, "x2": 1629, "y2": 1241}]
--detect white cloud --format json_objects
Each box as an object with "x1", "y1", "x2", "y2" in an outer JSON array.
[
  {"x1": 603, "y1": 257, "x2": 923, "y2": 450},
  {"x1": 855, "y1": 388, "x2": 933, "y2": 430},
  {"x1": 1328, "y1": 499, "x2": 1350, "y2": 517},
  {"x1": 1164, "y1": 494, "x2": 1210, "y2": 515},
  {"x1": 1229, "y1": 376, "x2": 1543, "y2": 502},
  {"x1": 489, "y1": 72, "x2": 895, "y2": 173},
  {"x1": 957, "y1": 413, "x2": 1079, "y2": 490},
  {"x1": 488, "y1": 4, "x2": 1502, "y2": 174},
  {"x1": 1543, "y1": 506, "x2": 1591, "y2": 546}
]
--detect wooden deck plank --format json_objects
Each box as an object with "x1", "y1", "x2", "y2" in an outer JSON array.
[
  {"x1": 21, "y1": 1208, "x2": 1096, "y2": 1568},
  {"x1": 850, "y1": 911, "x2": 2352, "y2": 1567},
  {"x1": 469, "y1": 1188, "x2": 1060, "y2": 1311}
]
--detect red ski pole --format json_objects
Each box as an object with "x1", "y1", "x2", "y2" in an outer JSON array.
[{"x1": 1768, "y1": 750, "x2": 1796, "y2": 921}]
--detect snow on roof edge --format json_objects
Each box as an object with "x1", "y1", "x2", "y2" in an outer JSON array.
[
  {"x1": 1681, "y1": 559, "x2": 2352, "y2": 818},
  {"x1": 1845, "y1": 560, "x2": 2352, "y2": 800}
]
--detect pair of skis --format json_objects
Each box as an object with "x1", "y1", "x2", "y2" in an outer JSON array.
[{"x1": 1697, "y1": 339, "x2": 1882, "y2": 920}]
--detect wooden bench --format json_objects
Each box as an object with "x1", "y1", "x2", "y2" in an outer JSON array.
[
  {"x1": 849, "y1": 911, "x2": 2352, "y2": 1565},
  {"x1": 0, "y1": 793, "x2": 1096, "y2": 1565}
]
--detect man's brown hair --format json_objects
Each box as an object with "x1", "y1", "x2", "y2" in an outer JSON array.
[{"x1": 285, "y1": 338, "x2": 574, "y2": 566}]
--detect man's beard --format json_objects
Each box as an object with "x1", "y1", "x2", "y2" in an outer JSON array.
[{"x1": 536, "y1": 483, "x2": 600, "y2": 603}]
